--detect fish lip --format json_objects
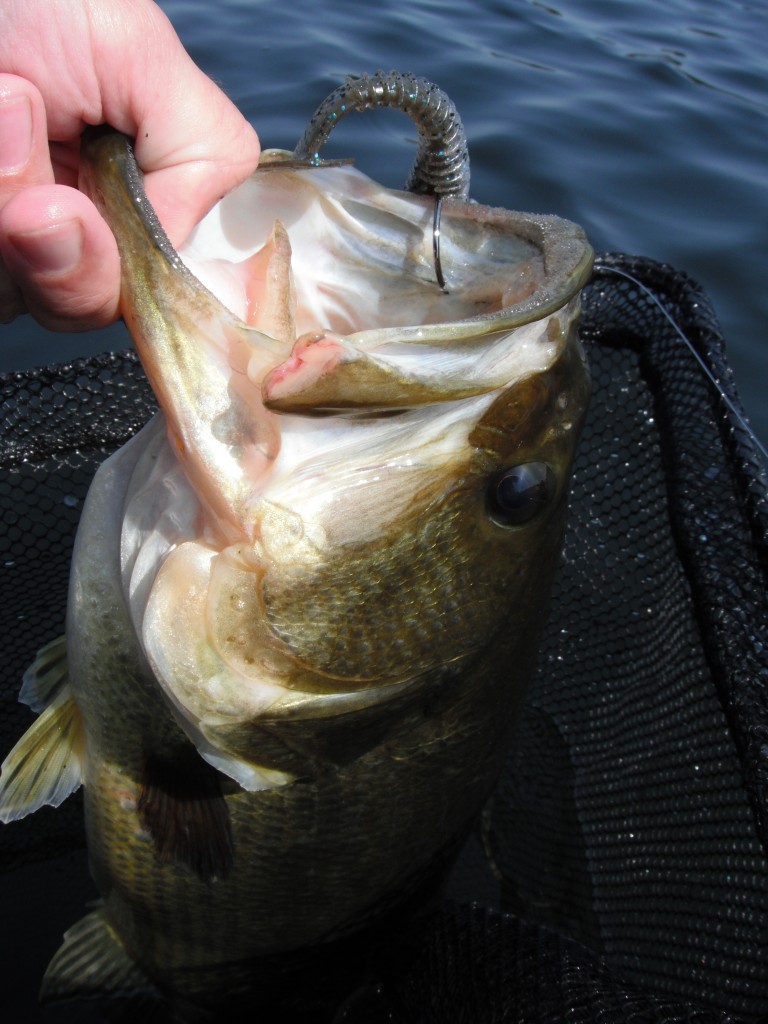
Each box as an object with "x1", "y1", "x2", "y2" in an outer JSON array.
[
  {"x1": 410, "y1": 198, "x2": 594, "y2": 335},
  {"x1": 80, "y1": 126, "x2": 219, "y2": 298}
]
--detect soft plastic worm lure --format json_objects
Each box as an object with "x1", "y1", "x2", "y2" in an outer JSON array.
[{"x1": 294, "y1": 70, "x2": 471, "y2": 291}]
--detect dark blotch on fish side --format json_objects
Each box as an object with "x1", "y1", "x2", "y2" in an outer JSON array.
[{"x1": 138, "y1": 745, "x2": 234, "y2": 882}]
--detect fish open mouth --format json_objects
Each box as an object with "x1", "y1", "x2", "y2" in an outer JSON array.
[
  {"x1": 180, "y1": 157, "x2": 550, "y2": 336},
  {"x1": 175, "y1": 151, "x2": 594, "y2": 417}
]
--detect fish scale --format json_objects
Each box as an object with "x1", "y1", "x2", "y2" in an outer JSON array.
[{"x1": 259, "y1": 527, "x2": 487, "y2": 681}]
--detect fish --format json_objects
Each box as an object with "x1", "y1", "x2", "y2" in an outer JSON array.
[{"x1": 0, "y1": 102, "x2": 591, "y2": 1015}]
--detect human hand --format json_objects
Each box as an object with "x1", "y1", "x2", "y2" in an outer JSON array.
[{"x1": 0, "y1": 0, "x2": 260, "y2": 331}]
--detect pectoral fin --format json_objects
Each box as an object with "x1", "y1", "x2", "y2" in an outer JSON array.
[
  {"x1": 41, "y1": 904, "x2": 156, "y2": 1004},
  {"x1": 138, "y1": 745, "x2": 234, "y2": 883},
  {"x1": 0, "y1": 681, "x2": 83, "y2": 823}
]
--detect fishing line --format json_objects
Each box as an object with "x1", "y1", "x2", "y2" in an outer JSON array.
[{"x1": 592, "y1": 261, "x2": 768, "y2": 465}]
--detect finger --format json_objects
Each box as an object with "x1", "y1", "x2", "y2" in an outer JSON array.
[
  {"x1": 0, "y1": 75, "x2": 59, "y2": 322},
  {"x1": 139, "y1": 117, "x2": 261, "y2": 251},
  {"x1": 0, "y1": 74, "x2": 55, "y2": 205},
  {"x1": 0, "y1": 0, "x2": 260, "y2": 330},
  {"x1": 89, "y1": 3, "x2": 261, "y2": 246},
  {"x1": 0, "y1": 184, "x2": 119, "y2": 330}
]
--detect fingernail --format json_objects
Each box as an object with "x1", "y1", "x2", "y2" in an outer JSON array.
[
  {"x1": 8, "y1": 219, "x2": 84, "y2": 274},
  {"x1": 0, "y1": 95, "x2": 33, "y2": 172}
]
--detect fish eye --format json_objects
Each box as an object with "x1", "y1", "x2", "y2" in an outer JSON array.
[{"x1": 487, "y1": 462, "x2": 556, "y2": 527}]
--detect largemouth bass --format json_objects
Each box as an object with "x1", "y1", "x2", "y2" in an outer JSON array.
[{"x1": 0, "y1": 74, "x2": 591, "y2": 1016}]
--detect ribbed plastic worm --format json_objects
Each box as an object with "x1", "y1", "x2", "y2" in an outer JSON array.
[{"x1": 293, "y1": 69, "x2": 471, "y2": 200}]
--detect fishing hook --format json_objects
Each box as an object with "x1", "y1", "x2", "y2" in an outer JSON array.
[{"x1": 433, "y1": 196, "x2": 447, "y2": 292}]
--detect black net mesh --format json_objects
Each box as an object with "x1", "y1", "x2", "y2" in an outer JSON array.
[{"x1": 1, "y1": 254, "x2": 766, "y2": 1022}]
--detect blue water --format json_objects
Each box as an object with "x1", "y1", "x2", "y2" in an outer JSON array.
[{"x1": 2, "y1": 0, "x2": 766, "y2": 448}]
